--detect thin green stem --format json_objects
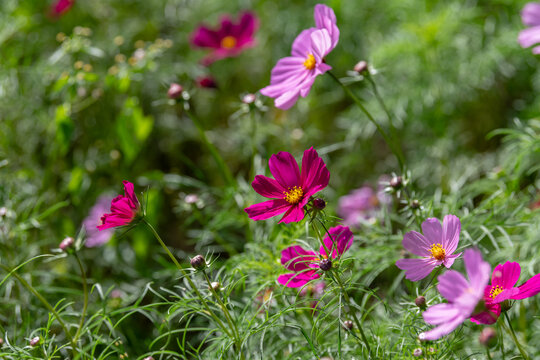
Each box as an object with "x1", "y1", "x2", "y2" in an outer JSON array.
[
  {"x1": 327, "y1": 70, "x2": 405, "y2": 171},
  {"x1": 73, "y1": 253, "x2": 89, "y2": 347},
  {"x1": 142, "y1": 219, "x2": 233, "y2": 339},
  {"x1": 503, "y1": 312, "x2": 529, "y2": 360},
  {"x1": 422, "y1": 266, "x2": 442, "y2": 296},
  {"x1": 184, "y1": 108, "x2": 235, "y2": 187},
  {"x1": 486, "y1": 347, "x2": 493, "y2": 360},
  {"x1": 365, "y1": 74, "x2": 398, "y2": 140},
  {"x1": 0, "y1": 264, "x2": 77, "y2": 357}
]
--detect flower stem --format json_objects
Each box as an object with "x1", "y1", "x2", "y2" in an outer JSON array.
[
  {"x1": 503, "y1": 312, "x2": 529, "y2": 360},
  {"x1": 486, "y1": 347, "x2": 493, "y2": 360},
  {"x1": 184, "y1": 108, "x2": 235, "y2": 187},
  {"x1": 327, "y1": 70, "x2": 405, "y2": 171},
  {"x1": 142, "y1": 219, "x2": 234, "y2": 340},
  {"x1": 72, "y1": 252, "x2": 89, "y2": 347},
  {"x1": 0, "y1": 264, "x2": 78, "y2": 357}
]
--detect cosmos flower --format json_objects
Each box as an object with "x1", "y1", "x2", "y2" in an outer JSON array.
[
  {"x1": 337, "y1": 180, "x2": 391, "y2": 228},
  {"x1": 49, "y1": 0, "x2": 74, "y2": 17},
  {"x1": 277, "y1": 226, "x2": 353, "y2": 288},
  {"x1": 420, "y1": 249, "x2": 491, "y2": 341},
  {"x1": 97, "y1": 181, "x2": 140, "y2": 231},
  {"x1": 260, "y1": 4, "x2": 339, "y2": 110},
  {"x1": 518, "y1": 2, "x2": 540, "y2": 54},
  {"x1": 191, "y1": 11, "x2": 258, "y2": 65},
  {"x1": 470, "y1": 261, "x2": 540, "y2": 324},
  {"x1": 244, "y1": 147, "x2": 330, "y2": 223},
  {"x1": 396, "y1": 215, "x2": 462, "y2": 281},
  {"x1": 84, "y1": 196, "x2": 114, "y2": 247}
]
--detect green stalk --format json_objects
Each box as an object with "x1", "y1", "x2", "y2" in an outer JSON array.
[
  {"x1": 327, "y1": 71, "x2": 405, "y2": 171},
  {"x1": 73, "y1": 252, "x2": 89, "y2": 347},
  {"x1": 503, "y1": 312, "x2": 529, "y2": 360},
  {"x1": 486, "y1": 347, "x2": 493, "y2": 360}
]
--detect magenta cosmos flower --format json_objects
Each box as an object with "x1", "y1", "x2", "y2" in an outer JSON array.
[
  {"x1": 277, "y1": 226, "x2": 353, "y2": 287},
  {"x1": 420, "y1": 249, "x2": 491, "y2": 341},
  {"x1": 49, "y1": 0, "x2": 74, "y2": 17},
  {"x1": 190, "y1": 11, "x2": 258, "y2": 65},
  {"x1": 84, "y1": 196, "x2": 114, "y2": 247},
  {"x1": 518, "y1": 3, "x2": 540, "y2": 54},
  {"x1": 260, "y1": 4, "x2": 339, "y2": 110},
  {"x1": 396, "y1": 215, "x2": 462, "y2": 281},
  {"x1": 470, "y1": 261, "x2": 540, "y2": 325},
  {"x1": 244, "y1": 147, "x2": 330, "y2": 223},
  {"x1": 97, "y1": 181, "x2": 140, "y2": 231}
]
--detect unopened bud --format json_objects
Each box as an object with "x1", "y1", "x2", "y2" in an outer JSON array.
[
  {"x1": 190, "y1": 255, "x2": 206, "y2": 270},
  {"x1": 197, "y1": 76, "x2": 217, "y2": 89},
  {"x1": 319, "y1": 258, "x2": 332, "y2": 271},
  {"x1": 143, "y1": 357, "x2": 155, "y2": 360},
  {"x1": 343, "y1": 320, "x2": 353, "y2": 330},
  {"x1": 410, "y1": 199, "x2": 420, "y2": 209},
  {"x1": 167, "y1": 83, "x2": 183, "y2": 99},
  {"x1": 210, "y1": 281, "x2": 221, "y2": 292},
  {"x1": 0, "y1": 337, "x2": 3, "y2": 345},
  {"x1": 59, "y1": 237, "x2": 74, "y2": 251},
  {"x1": 390, "y1": 176, "x2": 403, "y2": 189},
  {"x1": 29, "y1": 336, "x2": 40, "y2": 346},
  {"x1": 412, "y1": 348, "x2": 422, "y2": 357},
  {"x1": 415, "y1": 296, "x2": 426, "y2": 309},
  {"x1": 354, "y1": 61, "x2": 368, "y2": 74},
  {"x1": 479, "y1": 327, "x2": 497, "y2": 348},
  {"x1": 0, "y1": 207, "x2": 6, "y2": 217},
  {"x1": 242, "y1": 93, "x2": 256, "y2": 104},
  {"x1": 312, "y1": 198, "x2": 326, "y2": 210}
]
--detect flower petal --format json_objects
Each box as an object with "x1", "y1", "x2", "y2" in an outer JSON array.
[
  {"x1": 310, "y1": 29, "x2": 332, "y2": 60},
  {"x1": 395, "y1": 258, "x2": 438, "y2": 281},
  {"x1": 300, "y1": 147, "x2": 330, "y2": 198},
  {"x1": 402, "y1": 230, "x2": 431, "y2": 256},
  {"x1": 421, "y1": 314, "x2": 465, "y2": 341},
  {"x1": 464, "y1": 249, "x2": 491, "y2": 290},
  {"x1": 522, "y1": 3, "x2": 540, "y2": 26},
  {"x1": 244, "y1": 199, "x2": 290, "y2": 221},
  {"x1": 518, "y1": 26, "x2": 540, "y2": 48},
  {"x1": 291, "y1": 28, "x2": 317, "y2": 58},
  {"x1": 320, "y1": 225, "x2": 353, "y2": 258},
  {"x1": 437, "y1": 270, "x2": 469, "y2": 302},
  {"x1": 421, "y1": 217, "x2": 443, "y2": 245},
  {"x1": 278, "y1": 271, "x2": 320, "y2": 288},
  {"x1": 268, "y1": 151, "x2": 301, "y2": 189},
  {"x1": 441, "y1": 214, "x2": 460, "y2": 253},
  {"x1": 443, "y1": 253, "x2": 461, "y2": 269},
  {"x1": 280, "y1": 245, "x2": 318, "y2": 272},
  {"x1": 279, "y1": 204, "x2": 305, "y2": 223},
  {"x1": 491, "y1": 261, "x2": 521, "y2": 289},
  {"x1": 513, "y1": 273, "x2": 540, "y2": 300},
  {"x1": 252, "y1": 175, "x2": 286, "y2": 199},
  {"x1": 313, "y1": 4, "x2": 340, "y2": 50}
]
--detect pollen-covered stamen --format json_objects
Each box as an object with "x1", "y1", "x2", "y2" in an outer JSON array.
[
  {"x1": 429, "y1": 243, "x2": 446, "y2": 261},
  {"x1": 303, "y1": 54, "x2": 316, "y2": 70},
  {"x1": 283, "y1": 186, "x2": 304, "y2": 204},
  {"x1": 221, "y1": 35, "x2": 237, "y2": 49},
  {"x1": 490, "y1": 285, "x2": 504, "y2": 299}
]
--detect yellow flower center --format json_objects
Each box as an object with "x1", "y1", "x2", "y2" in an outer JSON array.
[
  {"x1": 284, "y1": 186, "x2": 304, "y2": 205},
  {"x1": 429, "y1": 243, "x2": 446, "y2": 261},
  {"x1": 220, "y1": 36, "x2": 237, "y2": 49},
  {"x1": 490, "y1": 285, "x2": 504, "y2": 299},
  {"x1": 303, "y1": 54, "x2": 316, "y2": 70}
]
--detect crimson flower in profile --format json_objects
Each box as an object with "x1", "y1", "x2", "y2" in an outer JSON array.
[
  {"x1": 420, "y1": 249, "x2": 491, "y2": 341},
  {"x1": 278, "y1": 226, "x2": 353, "y2": 288},
  {"x1": 470, "y1": 261, "x2": 540, "y2": 324},
  {"x1": 50, "y1": 0, "x2": 74, "y2": 17},
  {"x1": 396, "y1": 215, "x2": 462, "y2": 281},
  {"x1": 244, "y1": 147, "x2": 330, "y2": 223},
  {"x1": 191, "y1": 11, "x2": 258, "y2": 65},
  {"x1": 98, "y1": 181, "x2": 140, "y2": 231},
  {"x1": 518, "y1": 2, "x2": 540, "y2": 54},
  {"x1": 260, "y1": 4, "x2": 339, "y2": 109}
]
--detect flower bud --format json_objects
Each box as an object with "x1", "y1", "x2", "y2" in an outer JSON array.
[
  {"x1": 197, "y1": 76, "x2": 217, "y2": 89},
  {"x1": 210, "y1": 281, "x2": 221, "y2": 292},
  {"x1": 242, "y1": 93, "x2": 256, "y2": 104},
  {"x1": 143, "y1": 357, "x2": 155, "y2": 360},
  {"x1": 412, "y1": 348, "x2": 422, "y2": 357},
  {"x1": 190, "y1": 255, "x2": 206, "y2": 270},
  {"x1": 319, "y1": 258, "x2": 332, "y2": 271},
  {"x1": 414, "y1": 296, "x2": 426, "y2": 309},
  {"x1": 167, "y1": 83, "x2": 183, "y2": 99},
  {"x1": 479, "y1": 327, "x2": 497, "y2": 348},
  {"x1": 354, "y1": 60, "x2": 368, "y2": 74},
  {"x1": 59, "y1": 237, "x2": 74, "y2": 251},
  {"x1": 0, "y1": 207, "x2": 6, "y2": 217},
  {"x1": 29, "y1": 336, "x2": 40, "y2": 346},
  {"x1": 343, "y1": 320, "x2": 353, "y2": 330},
  {"x1": 0, "y1": 337, "x2": 3, "y2": 345},
  {"x1": 390, "y1": 176, "x2": 403, "y2": 189},
  {"x1": 312, "y1": 198, "x2": 326, "y2": 210},
  {"x1": 410, "y1": 199, "x2": 420, "y2": 209}
]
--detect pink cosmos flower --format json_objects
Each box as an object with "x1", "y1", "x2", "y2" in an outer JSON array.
[
  {"x1": 338, "y1": 181, "x2": 391, "y2": 228},
  {"x1": 84, "y1": 196, "x2": 114, "y2": 247},
  {"x1": 190, "y1": 11, "x2": 258, "y2": 65},
  {"x1": 97, "y1": 181, "x2": 140, "y2": 231},
  {"x1": 420, "y1": 249, "x2": 491, "y2": 341},
  {"x1": 470, "y1": 261, "x2": 540, "y2": 324},
  {"x1": 277, "y1": 226, "x2": 353, "y2": 288},
  {"x1": 49, "y1": 0, "x2": 74, "y2": 17},
  {"x1": 260, "y1": 4, "x2": 339, "y2": 110},
  {"x1": 518, "y1": 3, "x2": 540, "y2": 54},
  {"x1": 396, "y1": 215, "x2": 462, "y2": 281},
  {"x1": 244, "y1": 147, "x2": 330, "y2": 223}
]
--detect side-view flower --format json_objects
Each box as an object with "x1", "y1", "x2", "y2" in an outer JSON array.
[{"x1": 97, "y1": 181, "x2": 140, "y2": 231}]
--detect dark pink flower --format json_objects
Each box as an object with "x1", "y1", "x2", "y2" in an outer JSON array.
[
  {"x1": 190, "y1": 11, "x2": 258, "y2": 65},
  {"x1": 420, "y1": 249, "x2": 491, "y2": 341},
  {"x1": 470, "y1": 261, "x2": 540, "y2": 324},
  {"x1": 396, "y1": 215, "x2": 462, "y2": 281},
  {"x1": 277, "y1": 226, "x2": 353, "y2": 288},
  {"x1": 97, "y1": 181, "x2": 140, "y2": 231},
  {"x1": 518, "y1": 2, "x2": 540, "y2": 54},
  {"x1": 50, "y1": 0, "x2": 74, "y2": 17},
  {"x1": 196, "y1": 75, "x2": 218, "y2": 89},
  {"x1": 244, "y1": 147, "x2": 330, "y2": 223},
  {"x1": 260, "y1": 4, "x2": 339, "y2": 110}
]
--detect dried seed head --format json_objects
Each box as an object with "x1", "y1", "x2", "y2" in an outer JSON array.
[
  {"x1": 414, "y1": 296, "x2": 426, "y2": 309},
  {"x1": 59, "y1": 237, "x2": 74, "y2": 251},
  {"x1": 190, "y1": 255, "x2": 206, "y2": 270},
  {"x1": 312, "y1": 198, "x2": 326, "y2": 210},
  {"x1": 343, "y1": 320, "x2": 353, "y2": 330},
  {"x1": 479, "y1": 327, "x2": 497, "y2": 348},
  {"x1": 319, "y1": 258, "x2": 332, "y2": 271},
  {"x1": 410, "y1": 199, "x2": 420, "y2": 209},
  {"x1": 167, "y1": 83, "x2": 183, "y2": 99}
]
